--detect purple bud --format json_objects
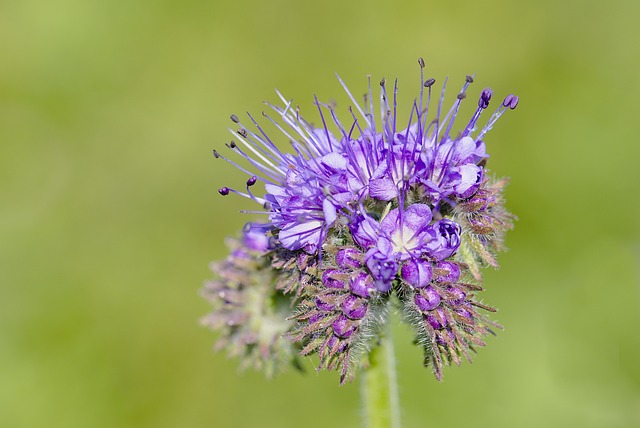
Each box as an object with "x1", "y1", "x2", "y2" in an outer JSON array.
[
  {"x1": 335, "y1": 248, "x2": 363, "y2": 269},
  {"x1": 332, "y1": 315, "x2": 356, "y2": 338},
  {"x1": 435, "y1": 261, "x2": 461, "y2": 283},
  {"x1": 435, "y1": 329, "x2": 456, "y2": 346},
  {"x1": 455, "y1": 307, "x2": 474, "y2": 323},
  {"x1": 401, "y1": 259, "x2": 433, "y2": 288},
  {"x1": 349, "y1": 271, "x2": 374, "y2": 298},
  {"x1": 342, "y1": 295, "x2": 368, "y2": 320},
  {"x1": 322, "y1": 269, "x2": 346, "y2": 289},
  {"x1": 426, "y1": 219, "x2": 461, "y2": 261},
  {"x1": 308, "y1": 313, "x2": 324, "y2": 325},
  {"x1": 415, "y1": 286, "x2": 441, "y2": 312},
  {"x1": 315, "y1": 297, "x2": 334, "y2": 312},
  {"x1": 246, "y1": 176, "x2": 257, "y2": 186},
  {"x1": 426, "y1": 307, "x2": 448, "y2": 330},
  {"x1": 328, "y1": 335, "x2": 348, "y2": 352},
  {"x1": 446, "y1": 286, "x2": 467, "y2": 306},
  {"x1": 218, "y1": 187, "x2": 230, "y2": 196},
  {"x1": 242, "y1": 223, "x2": 272, "y2": 251}
]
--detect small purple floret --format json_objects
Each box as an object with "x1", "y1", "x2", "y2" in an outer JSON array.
[
  {"x1": 426, "y1": 219, "x2": 461, "y2": 261},
  {"x1": 342, "y1": 295, "x2": 367, "y2": 320},
  {"x1": 335, "y1": 248, "x2": 363, "y2": 269},
  {"x1": 426, "y1": 307, "x2": 448, "y2": 330},
  {"x1": 435, "y1": 329, "x2": 456, "y2": 346},
  {"x1": 435, "y1": 261, "x2": 461, "y2": 283},
  {"x1": 455, "y1": 307, "x2": 474, "y2": 323},
  {"x1": 332, "y1": 315, "x2": 356, "y2": 338},
  {"x1": 308, "y1": 313, "x2": 324, "y2": 325},
  {"x1": 349, "y1": 271, "x2": 374, "y2": 297},
  {"x1": 315, "y1": 297, "x2": 334, "y2": 312},
  {"x1": 242, "y1": 222, "x2": 272, "y2": 252},
  {"x1": 446, "y1": 286, "x2": 467, "y2": 306},
  {"x1": 415, "y1": 286, "x2": 441, "y2": 311},
  {"x1": 401, "y1": 259, "x2": 433, "y2": 288},
  {"x1": 322, "y1": 269, "x2": 346, "y2": 289}
]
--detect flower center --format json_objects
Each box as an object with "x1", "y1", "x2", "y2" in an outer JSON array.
[{"x1": 390, "y1": 226, "x2": 418, "y2": 255}]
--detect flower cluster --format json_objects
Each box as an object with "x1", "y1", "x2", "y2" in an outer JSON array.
[{"x1": 203, "y1": 59, "x2": 516, "y2": 384}]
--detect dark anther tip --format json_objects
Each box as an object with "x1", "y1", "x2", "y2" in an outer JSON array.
[
  {"x1": 380, "y1": 77, "x2": 386, "y2": 87},
  {"x1": 457, "y1": 92, "x2": 467, "y2": 100},
  {"x1": 424, "y1": 78, "x2": 436, "y2": 88},
  {"x1": 246, "y1": 176, "x2": 257, "y2": 186},
  {"x1": 418, "y1": 57, "x2": 425, "y2": 68},
  {"x1": 218, "y1": 187, "x2": 230, "y2": 196},
  {"x1": 213, "y1": 150, "x2": 220, "y2": 158},
  {"x1": 237, "y1": 128, "x2": 247, "y2": 138},
  {"x1": 465, "y1": 75, "x2": 474, "y2": 83},
  {"x1": 230, "y1": 114, "x2": 239, "y2": 123},
  {"x1": 229, "y1": 140, "x2": 237, "y2": 148}
]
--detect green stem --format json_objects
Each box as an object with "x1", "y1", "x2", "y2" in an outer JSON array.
[{"x1": 361, "y1": 325, "x2": 401, "y2": 428}]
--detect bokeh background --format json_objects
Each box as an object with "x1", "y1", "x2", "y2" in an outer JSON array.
[{"x1": 1, "y1": 0, "x2": 639, "y2": 427}]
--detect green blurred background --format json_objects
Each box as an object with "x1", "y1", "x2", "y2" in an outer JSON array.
[{"x1": 1, "y1": 0, "x2": 639, "y2": 427}]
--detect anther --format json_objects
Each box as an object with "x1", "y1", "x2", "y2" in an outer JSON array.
[
  {"x1": 502, "y1": 94, "x2": 519, "y2": 109},
  {"x1": 230, "y1": 114, "x2": 239, "y2": 123},
  {"x1": 218, "y1": 187, "x2": 230, "y2": 196},
  {"x1": 380, "y1": 77, "x2": 386, "y2": 87},
  {"x1": 424, "y1": 78, "x2": 436, "y2": 88},
  {"x1": 418, "y1": 57, "x2": 425, "y2": 68},
  {"x1": 229, "y1": 140, "x2": 237, "y2": 148},
  {"x1": 237, "y1": 128, "x2": 247, "y2": 138},
  {"x1": 478, "y1": 88, "x2": 492, "y2": 109},
  {"x1": 465, "y1": 75, "x2": 474, "y2": 83},
  {"x1": 457, "y1": 92, "x2": 467, "y2": 100},
  {"x1": 246, "y1": 176, "x2": 257, "y2": 186},
  {"x1": 213, "y1": 150, "x2": 220, "y2": 159}
]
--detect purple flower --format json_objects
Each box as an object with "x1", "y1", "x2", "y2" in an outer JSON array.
[{"x1": 209, "y1": 60, "x2": 518, "y2": 383}]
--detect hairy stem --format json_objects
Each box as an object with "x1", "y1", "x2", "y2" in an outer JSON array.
[{"x1": 361, "y1": 325, "x2": 401, "y2": 428}]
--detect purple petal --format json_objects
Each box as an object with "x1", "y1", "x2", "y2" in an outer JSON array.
[{"x1": 369, "y1": 178, "x2": 397, "y2": 201}]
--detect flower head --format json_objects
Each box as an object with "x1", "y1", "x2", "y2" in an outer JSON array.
[{"x1": 204, "y1": 59, "x2": 517, "y2": 383}]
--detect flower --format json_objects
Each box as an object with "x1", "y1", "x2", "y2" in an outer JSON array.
[{"x1": 204, "y1": 59, "x2": 517, "y2": 383}]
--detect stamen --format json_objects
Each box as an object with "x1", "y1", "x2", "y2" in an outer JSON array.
[
  {"x1": 335, "y1": 73, "x2": 370, "y2": 128},
  {"x1": 461, "y1": 88, "x2": 492, "y2": 138}
]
